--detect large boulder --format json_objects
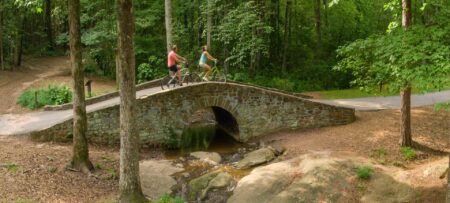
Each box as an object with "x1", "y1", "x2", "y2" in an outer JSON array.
[
  {"x1": 190, "y1": 151, "x2": 222, "y2": 165},
  {"x1": 228, "y1": 153, "x2": 357, "y2": 203},
  {"x1": 188, "y1": 170, "x2": 234, "y2": 201},
  {"x1": 235, "y1": 147, "x2": 276, "y2": 169},
  {"x1": 139, "y1": 160, "x2": 184, "y2": 200}
]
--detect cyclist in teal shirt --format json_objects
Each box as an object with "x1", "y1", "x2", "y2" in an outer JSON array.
[{"x1": 199, "y1": 46, "x2": 217, "y2": 81}]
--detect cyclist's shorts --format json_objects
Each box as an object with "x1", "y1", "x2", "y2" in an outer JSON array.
[
  {"x1": 199, "y1": 63, "x2": 209, "y2": 69},
  {"x1": 168, "y1": 64, "x2": 178, "y2": 73}
]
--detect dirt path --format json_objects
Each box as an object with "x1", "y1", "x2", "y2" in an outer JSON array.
[
  {"x1": 0, "y1": 57, "x2": 71, "y2": 114},
  {"x1": 0, "y1": 56, "x2": 116, "y2": 115}
]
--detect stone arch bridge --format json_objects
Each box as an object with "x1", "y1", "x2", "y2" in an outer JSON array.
[{"x1": 31, "y1": 82, "x2": 355, "y2": 145}]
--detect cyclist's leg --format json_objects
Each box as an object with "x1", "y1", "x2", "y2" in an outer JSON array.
[
  {"x1": 176, "y1": 65, "x2": 182, "y2": 85},
  {"x1": 200, "y1": 63, "x2": 211, "y2": 80}
]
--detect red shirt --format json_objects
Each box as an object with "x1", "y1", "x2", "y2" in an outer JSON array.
[{"x1": 168, "y1": 51, "x2": 177, "y2": 67}]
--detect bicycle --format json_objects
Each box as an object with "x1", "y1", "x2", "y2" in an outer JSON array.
[
  {"x1": 195, "y1": 60, "x2": 227, "y2": 82},
  {"x1": 160, "y1": 63, "x2": 201, "y2": 90}
]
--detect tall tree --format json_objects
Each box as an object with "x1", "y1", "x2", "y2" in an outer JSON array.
[
  {"x1": 206, "y1": 0, "x2": 212, "y2": 49},
  {"x1": 45, "y1": 0, "x2": 54, "y2": 50},
  {"x1": 0, "y1": 4, "x2": 4, "y2": 70},
  {"x1": 314, "y1": 0, "x2": 322, "y2": 48},
  {"x1": 165, "y1": 0, "x2": 172, "y2": 53},
  {"x1": 281, "y1": 0, "x2": 292, "y2": 74},
  {"x1": 116, "y1": 0, "x2": 146, "y2": 201},
  {"x1": 400, "y1": 0, "x2": 412, "y2": 147},
  {"x1": 67, "y1": 0, "x2": 94, "y2": 173}
]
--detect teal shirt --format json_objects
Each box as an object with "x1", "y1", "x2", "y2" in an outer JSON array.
[{"x1": 199, "y1": 52, "x2": 207, "y2": 64}]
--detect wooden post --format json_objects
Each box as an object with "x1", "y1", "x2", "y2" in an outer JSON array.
[{"x1": 85, "y1": 80, "x2": 92, "y2": 98}]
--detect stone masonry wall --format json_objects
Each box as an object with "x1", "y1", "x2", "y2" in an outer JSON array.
[{"x1": 31, "y1": 82, "x2": 355, "y2": 145}]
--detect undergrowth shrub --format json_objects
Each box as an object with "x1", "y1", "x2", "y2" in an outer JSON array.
[
  {"x1": 151, "y1": 194, "x2": 184, "y2": 203},
  {"x1": 17, "y1": 84, "x2": 72, "y2": 109},
  {"x1": 400, "y1": 147, "x2": 416, "y2": 161},
  {"x1": 356, "y1": 165, "x2": 373, "y2": 180}
]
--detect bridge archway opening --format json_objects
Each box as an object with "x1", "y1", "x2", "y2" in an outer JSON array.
[{"x1": 180, "y1": 107, "x2": 240, "y2": 152}]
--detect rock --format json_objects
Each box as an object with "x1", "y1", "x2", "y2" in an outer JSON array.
[
  {"x1": 201, "y1": 172, "x2": 233, "y2": 200},
  {"x1": 228, "y1": 153, "x2": 358, "y2": 203},
  {"x1": 235, "y1": 148, "x2": 276, "y2": 169},
  {"x1": 188, "y1": 171, "x2": 221, "y2": 200},
  {"x1": 190, "y1": 151, "x2": 222, "y2": 165},
  {"x1": 268, "y1": 144, "x2": 286, "y2": 156},
  {"x1": 139, "y1": 160, "x2": 184, "y2": 200}
]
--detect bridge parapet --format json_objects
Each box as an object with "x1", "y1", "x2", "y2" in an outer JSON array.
[{"x1": 31, "y1": 82, "x2": 355, "y2": 145}]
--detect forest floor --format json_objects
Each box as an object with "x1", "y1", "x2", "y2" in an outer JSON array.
[
  {"x1": 0, "y1": 56, "x2": 116, "y2": 115},
  {"x1": 0, "y1": 106, "x2": 448, "y2": 202}
]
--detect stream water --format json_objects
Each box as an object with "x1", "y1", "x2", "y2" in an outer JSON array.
[{"x1": 162, "y1": 124, "x2": 257, "y2": 202}]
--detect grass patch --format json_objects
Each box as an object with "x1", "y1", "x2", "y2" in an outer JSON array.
[
  {"x1": 17, "y1": 84, "x2": 72, "y2": 109},
  {"x1": 151, "y1": 194, "x2": 185, "y2": 203},
  {"x1": 370, "y1": 147, "x2": 388, "y2": 165},
  {"x1": 6, "y1": 163, "x2": 19, "y2": 173},
  {"x1": 107, "y1": 168, "x2": 118, "y2": 180},
  {"x1": 356, "y1": 165, "x2": 373, "y2": 180},
  {"x1": 400, "y1": 147, "x2": 416, "y2": 161}
]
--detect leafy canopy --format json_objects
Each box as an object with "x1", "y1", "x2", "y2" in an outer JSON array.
[{"x1": 335, "y1": 24, "x2": 450, "y2": 93}]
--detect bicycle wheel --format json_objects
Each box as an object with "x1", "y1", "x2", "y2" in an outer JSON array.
[
  {"x1": 160, "y1": 76, "x2": 176, "y2": 90},
  {"x1": 185, "y1": 73, "x2": 202, "y2": 85},
  {"x1": 211, "y1": 70, "x2": 227, "y2": 82}
]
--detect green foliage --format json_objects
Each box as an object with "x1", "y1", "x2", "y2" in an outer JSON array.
[
  {"x1": 6, "y1": 163, "x2": 19, "y2": 173},
  {"x1": 107, "y1": 168, "x2": 118, "y2": 180},
  {"x1": 356, "y1": 166, "x2": 373, "y2": 180},
  {"x1": 17, "y1": 84, "x2": 72, "y2": 109},
  {"x1": 151, "y1": 194, "x2": 185, "y2": 203},
  {"x1": 215, "y1": 1, "x2": 271, "y2": 68},
  {"x1": 370, "y1": 147, "x2": 388, "y2": 165},
  {"x1": 137, "y1": 56, "x2": 166, "y2": 83},
  {"x1": 434, "y1": 102, "x2": 450, "y2": 111},
  {"x1": 400, "y1": 147, "x2": 416, "y2": 161},
  {"x1": 335, "y1": 23, "x2": 450, "y2": 94}
]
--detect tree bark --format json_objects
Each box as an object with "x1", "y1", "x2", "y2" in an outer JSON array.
[
  {"x1": 314, "y1": 0, "x2": 322, "y2": 48},
  {"x1": 164, "y1": 0, "x2": 172, "y2": 53},
  {"x1": 67, "y1": 0, "x2": 94, "y2": 173},
  {"x1": 400, "y1": 0, "x2": 412, "y2": 147},
  {"x1": 400, "y1": 86, "x2": 412, "y2": 146},
  {"x1": 45, "y1": 0, "x2": 55, "y2": 50},
  {"x1": 402, "y1": 0, "x2": 412, "y2": 28},
  {"x1": 116, "y1": 0, "x2": 146, "y2": 202},
  {"x1": 269, "y1": 0, "x2": 280, "y2": 64},
  {"x1": 281, "y1": 0, "x2": 292, "y2": 75},
  {"x1": 0, "y1": 6, "x2": 4, "y2": 70},
  {"x1": 13, "y1": 18, "x2": 23, "y2": 67},
  {"x1": 206, "y1": 0, "x2": 212, "y2": 49}
]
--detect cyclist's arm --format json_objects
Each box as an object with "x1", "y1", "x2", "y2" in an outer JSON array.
[
  {"x1": 205, "y1": 51, "x2": 216, "y2": 61},
  {"x1": 176, "y1": 54, "x2": 187, "y2": 63}
]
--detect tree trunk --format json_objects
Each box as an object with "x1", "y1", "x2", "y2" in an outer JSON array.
[
  {"x1": 45, "y1": 0, "x2": 55, "y2": 50},
  {"x1": 206, "y1": 0, "x2": 212, "y2": 49},
  {"x1": 197, "y1": 0, "x2": 203, "y2": 47},
  {"x1": 400, "y1": 0, "x2": 412, "y2": 147},
  {"x1": 0, "y1": 6, "x2": 4, "y2": 70},
  {"x1": 314, "y1": 0, "x2": 322, "y2": 48},
  {"x1": 13, "y1": 25, "x2": 23, "y2": 67},
  {"x1": 164, "y1": 0, "x2": 172, "y2": 53},
  {"x1": 400, "y1": 86, "x2": 412, "y2": 146},
  {"x1": 67, "y1": 0, "x2": 94, "y2": 173},
  {"x1": 269, "y1": 0, "x2": 280, "y2": 64},
  {"x1": 323, "y1": 0, "x2": 328, "y2": 28},
  {"x1": 281, "y1": 0, "x2": 292, "y2": 75},
  {"x1": 116, "y1": 0, "x2": 146, "y2": 202},
  {"x1": 402, "y1": 0, "x2": 412, "y2": 28}
]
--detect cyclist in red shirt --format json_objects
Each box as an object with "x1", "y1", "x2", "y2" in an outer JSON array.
[{"x1": 167, "y1": 45, "x2": 187, "y2": 85}]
